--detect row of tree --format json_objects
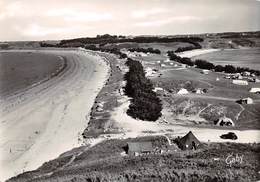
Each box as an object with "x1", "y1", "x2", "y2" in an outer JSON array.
[
  {"x1": 124, "y1": 58, "x2": 162, "y2": 121},
  {"x1": 78, "y1": 44, "x2": 163, "y2": 121},
  {"x1": 167, "y1": 51, "x2": 260, "y2": 75},
  {"x1": 128, "y1": 47, "x2": 161, "y2": 54},
  {"x1": 56, "y1": 34, "x2": 203, "y2": 47}
]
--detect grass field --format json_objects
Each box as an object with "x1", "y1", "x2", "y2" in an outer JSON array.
[{"x1": 193, "y1": 48, "x2": 260, "y2": 70}]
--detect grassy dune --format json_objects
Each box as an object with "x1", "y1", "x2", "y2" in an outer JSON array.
[{"x1": 8, "y1": 137, "x2": 260, "y2": 182}]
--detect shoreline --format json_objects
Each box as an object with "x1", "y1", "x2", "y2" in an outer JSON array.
[
  {"x1": 176, "y1": 48, "x2": 221, "y2": 58},
  {"x1": 0, "y1": 48, "x2": 110, "y2": 181}
]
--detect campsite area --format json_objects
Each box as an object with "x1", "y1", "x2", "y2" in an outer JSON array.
[{"x1": 3, "y1": 32, "x2": 260, "y2": 182}]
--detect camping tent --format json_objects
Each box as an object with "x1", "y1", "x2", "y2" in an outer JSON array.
[
  {"x1": 215, "y1": 117, "x2": 234, "y2": 126},
  {"x1": 249, "y1": 88, "x2": 260, "y2": 93},
  {"x1": 237, "y1": 97, "x2": 253, "y2": 104},
  {"x1": 178, "y1": 131, "x2": 202, "y2": 150},
  {"x1": 177, "y1": 88, "x2": 189, "y2": 95}
]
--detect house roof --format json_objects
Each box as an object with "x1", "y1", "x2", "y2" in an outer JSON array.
[{"x1": 127, "y1": 142, "x2": 153, "y2": 153}]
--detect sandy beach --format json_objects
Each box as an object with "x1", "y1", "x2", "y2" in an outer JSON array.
[
  {"x1": 0, "y1": 49, "x2": 109, "y2": 181},
  {"x1": 177, "y1": 48, "x2": 220, "y2": 58}
]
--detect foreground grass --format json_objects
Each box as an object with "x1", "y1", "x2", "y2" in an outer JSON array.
[{"x1": 8, "y1": 136, "x2": 260, "y2": 182}]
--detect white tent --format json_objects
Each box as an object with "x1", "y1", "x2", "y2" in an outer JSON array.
[
  {"x1": 216, "y1": 117, "x2": 234, "y2": 126},
  {"x1": 249, "y1": 88, "x2": 260, "y2": 93},
  {"x1": 177, "y1": 88, "x2": 189, "y2": 95},
  {"x1": 241, "y1": 97, "x2": 253, "y2": 104}
]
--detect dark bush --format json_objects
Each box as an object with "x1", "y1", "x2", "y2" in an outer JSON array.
[
  {"x1": 128, "y1": 47, "x2": 161, "y2": 54},
  {"x1": 124, "y1": 58, "x2": 162, "y2": 121},
  {"x1": 194, "y1": 59, "x2": 215, "y2": 70}
]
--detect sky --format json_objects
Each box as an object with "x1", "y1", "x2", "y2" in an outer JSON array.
[{"x1": 0, "y1": 0, "x2": 260, "y2": 41}]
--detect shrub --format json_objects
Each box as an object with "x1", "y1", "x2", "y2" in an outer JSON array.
[{"x1": 194, "y1": 59, "x2": 215, "y2": 70}]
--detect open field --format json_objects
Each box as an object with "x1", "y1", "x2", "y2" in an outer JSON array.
[
  {"x1": 0, "y1": 49, "x2": 109, "y2": 181},
  {"x1": 193, "y1": 48, "x2": 260, "y2": 70}
]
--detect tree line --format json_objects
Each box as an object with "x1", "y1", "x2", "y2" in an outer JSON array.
[
  {"x1": 50, "y1": 34, "x2": 203, "y2": 47},
  {"x1": 61, "y1": 42, "x2": 162, "y2": 121},
  {"x1": 128, "y1": 47, "x2": 161, "y2": 54},
  {"x1": 167, "y1": 51, "x2": 260, "y2": 75},
  {"x1": 124, "y1": 58, "x2": 162, "y2": 121}
]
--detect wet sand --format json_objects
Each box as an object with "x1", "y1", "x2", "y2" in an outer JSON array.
[{"x1": 0, "y1": 49, "x2": 109, "y2": 181}]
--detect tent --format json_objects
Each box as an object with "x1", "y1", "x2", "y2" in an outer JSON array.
[
  {"x1": 249, "y1": 88, "x2": 260, "y2": 93},
  {"x1": 177, "y1": 88, "x2": 189, "y2": 95},
  {"x1": 215, "y1": 117, "x2": 234, "y2": 126},
  {"x1": 237, "y1": 97, "x2": 253, "y2": 104},
  {"x1": 178, "y1": 131, "x2": 202, "y2": 150}
]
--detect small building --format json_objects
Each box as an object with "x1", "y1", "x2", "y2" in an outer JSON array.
[
  {"x1": 126, "y1": 142, "x2": 153, "y2": 156},
  {"x1": 216, "y1": 77, "x2": 220, "y2": 81},
  {"x1": 237, "y1": 97, "x2": 253, "y2": 105},
  {"x1": 201, "y1": 69, "x2": 210, "y2": 75},
  {"x1": 249, "y1": 87, "x2": 260, "y2": 93},
  {"x1": 177, "y1": 88, "x2": 189, "y2": 95},
  {"x1": 178, "y1": 131, "x2": 202, "y2": 150},
  {"x1": 232, "y1": 80, "x2": 248, "y2": 85},
  {"x1": 215, "y1": 117, "x2": 234, "y2": 127}
]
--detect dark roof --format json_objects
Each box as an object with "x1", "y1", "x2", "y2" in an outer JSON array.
[
  {"x1": 179, "y1": 131, "x2": 201, "y2": 149},
  {"x1": 127, "y1": 142, "x2": 153, "y2": 153}
]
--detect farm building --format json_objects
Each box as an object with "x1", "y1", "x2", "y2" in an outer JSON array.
[
  {"x1": 249, "y1": 88, "x2": 260, "y2": 93},
  {"x1": 215, "y1": 117, "x2": 234, "y2": 127},
  {"x1": 232, "y1": 80, "x2": 248, "y2": 85},
  {"x1": 237, "y1": 97, "x2": 253, "y2": 104},
  {"x1": 177, "y1": 88, "x2": 189, "y2": 95},
  {"x1": 126, "y1": 142, "x2": 153, "y2": 156},
  {"x1": 178, "y1": 131, "x2": 202, "y2": 150}
]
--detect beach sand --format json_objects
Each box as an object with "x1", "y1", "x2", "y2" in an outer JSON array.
[
  {"x1": 0, "y1": 49, "x2": 109, "y2": 181},
  {"x1": 177, "y1": 48, "x2": 220, "y2": 58}
]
